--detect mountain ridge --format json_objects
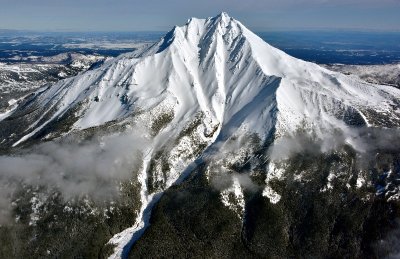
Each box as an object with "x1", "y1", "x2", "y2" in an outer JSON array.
[
  {"x1": 0, "y1": 12, "x2": 400, "y2": 258},
  {"x1": 2, "y1": 12, "x2": 399, "y2": 150}
]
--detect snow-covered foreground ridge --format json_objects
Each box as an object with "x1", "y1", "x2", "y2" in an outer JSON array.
[{"x1": 2, "y1": 12, "x2": 400, "y2": 258}]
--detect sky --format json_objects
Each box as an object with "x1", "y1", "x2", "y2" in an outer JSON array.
[{"x1": 0, "y1": 0, "x2": 399, "y2": 32}]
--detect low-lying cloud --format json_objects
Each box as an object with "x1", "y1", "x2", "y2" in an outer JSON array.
[
  {"x1": 0, "y1": 131, "x2": 148, "y2": 223},
  {"x1": 269, "y1": 127, "x2": 400, "y2": 163},
  {"x1": 203, "y1": 126, "x2": 400, "y2": 197}
]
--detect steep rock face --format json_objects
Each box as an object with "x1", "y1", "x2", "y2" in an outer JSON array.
[{"x1": 1, "y1": 12, "x2": 400, "y2": 258}]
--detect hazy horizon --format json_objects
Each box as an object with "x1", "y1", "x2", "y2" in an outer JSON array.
[
  {"x1": 0, "y1": 0, "x2": 399, "y2": 32},
  {"x1": 2, "y1": 27, "x2": 400, "y2": 34}
]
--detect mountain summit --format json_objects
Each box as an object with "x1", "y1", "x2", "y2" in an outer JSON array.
[{"x1": 1, "y1": 13, "x2": 400, "y2": 259}]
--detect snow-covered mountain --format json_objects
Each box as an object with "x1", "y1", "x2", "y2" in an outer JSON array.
[
  {"x1": 0, "y1": 53, "x2": 107, "y2": 120},
  {"x1": 1, "y1": 12, "x2": 400, "y2": 258},
  {"x1": 2, "y1": 12, "x2": 399, "y2": 147}
]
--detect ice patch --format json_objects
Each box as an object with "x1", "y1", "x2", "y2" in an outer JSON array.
[
  {"x1": 220, "y1": 176, "x2": 245, "y2": 218},
  {"x1": 262, "y1": 185, "x2": 281, "y2": 204}
]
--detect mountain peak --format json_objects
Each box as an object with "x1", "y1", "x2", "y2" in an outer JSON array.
[
  {"x1": 3, "y1": 13, "x2": 400, "y2": 149},
  {"x1": 186, "y1": 12, "x2": 233, "y2": 28},
  {"x1": 211, "y1": 11, "x2": 233, "y2": 27},
  {"x1": 217, "y1": 11, "x2": 231, "y2": 20},
  {"x1": 2, "y1": 15, "x2": 400, "y2": 258}
]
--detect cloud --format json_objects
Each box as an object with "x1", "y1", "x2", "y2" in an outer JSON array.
[
  {"x1": 0, "y1": 131, "x2": 148, "y2": 223},
  {"x1": 269, "y1": 127, "x2": 400, "y2": 165}
]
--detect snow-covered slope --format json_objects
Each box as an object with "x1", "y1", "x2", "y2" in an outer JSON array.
[
  {"x1": 1, "y1": 12, "x2": 400, "y2": 258},
  {"x1": 0, "y1": 53, "x2": 107, "y2": 119},
  {"x1": 323, "y1": 63, "x2": 400, "y2": 89},
  {"x1": 2, "y1": 12, "x2": 399, "y2": 148}
]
